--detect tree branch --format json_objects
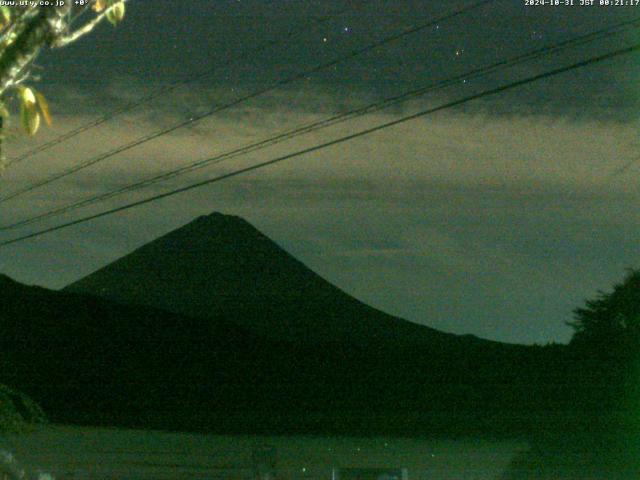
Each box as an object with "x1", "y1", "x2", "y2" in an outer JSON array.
[
  {"x1": 0, "y1": 5, "x2": 71, "y2": 97},
  {"x1": 0, "y1": 116, "x2": 5, "y2": 174},
  {"x1": 0, "y1": 7, "x2": 39, "y2": 50},
  {"x1": 52, "y1": 0, "x2": 129, "y2": 48}
]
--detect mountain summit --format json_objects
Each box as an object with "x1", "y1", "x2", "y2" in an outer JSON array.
[{"x1": 66, "y1": 212, "x2": 479, "y2": 348}]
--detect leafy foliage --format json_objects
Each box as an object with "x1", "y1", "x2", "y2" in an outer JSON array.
[
  {"x1": 500, "y1": 271, "x2": 640, "y2": 479},
  {"x1": 566, "y1": 268, "x2": 639, "y2": 414},
  {"x1": 0, "y1": 1, "x2": 127, "y2": 158},
  {"x1": 568, "y1": 268, "x2": 640, "y2": 352},
  {"x1": 0, "y1": 383, "x2": 47, "y2": 432}
]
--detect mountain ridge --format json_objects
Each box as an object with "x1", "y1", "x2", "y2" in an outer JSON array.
[
  {"x1": 0, "y1": 211, "x2": 580, "y2": 434},
  {"x1": 65, "y1": 211, "x2": 506, "y2": 349},
  {"x1": 1, "y1": 272, "x2": 572, "y2": 435}
]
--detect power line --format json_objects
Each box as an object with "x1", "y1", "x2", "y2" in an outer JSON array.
[
  {"x1": 5, "y1": 3, "x2": 360, "y2": 168},
  {"x1": 1, "y1": 42, "x2": 636, "y2": 248},
  {"x1": 0, "y1": 0, "x2": 496, "y2": 204},
  {"x1": 3, "y1": 18, "x2": 638, "y2": 232}
]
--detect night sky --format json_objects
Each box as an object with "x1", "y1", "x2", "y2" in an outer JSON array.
[{"x1": 0, "y1": 0, "x2": 638, "y2": 344}]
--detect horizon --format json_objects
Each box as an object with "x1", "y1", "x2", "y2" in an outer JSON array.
[
  {"x1": 0, "y1": 209, "x2": 620, "y2": 347},
  {"x1": 0, "y1": 0, "x2": 637, "y2": 344}
]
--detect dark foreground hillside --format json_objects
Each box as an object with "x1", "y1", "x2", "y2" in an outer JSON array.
[{"x1": 0, "y1": 274, "x2": 576, "y2": 436}]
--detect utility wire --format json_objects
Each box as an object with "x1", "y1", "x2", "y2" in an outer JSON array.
[
  {"x1": 5, "y1": 2, "x2": 360, "y2": 168},
  {"x1": 2, "y1": 17, "x2": 638, "y2": 232},
  {"x1": 1, "y1": 42, "x2": 636, "y2": 248},
  {"x1": 0, "y1": 0, "x2": 496, "y2": 204}
]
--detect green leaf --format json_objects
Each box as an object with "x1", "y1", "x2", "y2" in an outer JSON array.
[
  {"x1": 34, "y1": 91, "x2": 52, "y2": 127},
  {"x1": 20, "y1": 102, "x2": 40, "y2": 136},
  {"x1": 18, "y1": 86, "x2": 36, "y2": 107},
  {"x1": 0, "y1": 7, "x2": 11, "y2": 26},
  {"x1": 106, "y1": 2, "x2": 125, "y2": 26}
]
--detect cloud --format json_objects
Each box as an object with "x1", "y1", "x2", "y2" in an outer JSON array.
[{"x1": 0, "y1": 81, "x2": 637, "y2": 345}]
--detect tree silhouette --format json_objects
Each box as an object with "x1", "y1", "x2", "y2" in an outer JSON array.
[
  {"x1": 0, "y1": 1, "x2": 127, "y2": 166},
  {"x1": 568, "y1": 268, "x2": 640, "y2": 354},
  {"x1": 566, "y1": 268, "x2": 639, "y2": 416},
  {"x1": 501, "y1": 269, "x2": 640, "y2": 479}
]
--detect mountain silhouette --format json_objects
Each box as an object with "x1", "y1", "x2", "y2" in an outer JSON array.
[
  {"x1": 66, "y1": 212, "x2": 491, "y2": 349},
  {"x1": 0, "y1": 213, "x2": 579, "y2": 434}
]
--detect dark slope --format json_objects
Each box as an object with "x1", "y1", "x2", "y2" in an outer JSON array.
[
  {"x1": 66, "y1": 212, "x2": 499, "y2": 350},
  {"x1": 1, "y1": 275, "x2": 573, "y2": 435}
]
